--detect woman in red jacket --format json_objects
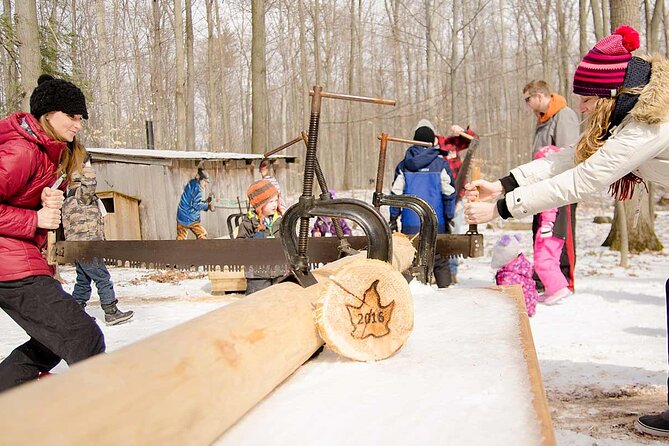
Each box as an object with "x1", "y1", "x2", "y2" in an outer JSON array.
[{"x1": 0, "y1": 74, "x2": 105, "y2": 391}]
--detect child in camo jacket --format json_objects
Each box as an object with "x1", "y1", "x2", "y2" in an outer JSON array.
[{"x1": 62, "y1": 155, "x2": 133, "y2": 325}]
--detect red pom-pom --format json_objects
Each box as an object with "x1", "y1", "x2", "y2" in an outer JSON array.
[{"x1": 614, "y1": 25, "x2": 640, "y2": 52}]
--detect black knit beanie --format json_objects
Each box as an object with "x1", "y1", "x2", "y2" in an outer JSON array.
[
  {"x1": 413, "y1": 126, "x2": 435, "y2": 144},
  {"x1": 30, "y1": 74, "x2": 88, "y2": 120}
]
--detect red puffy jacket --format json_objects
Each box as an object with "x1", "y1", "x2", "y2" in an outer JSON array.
[{"x1": 0, "y1": 112, "x2": 67, "y2": 281}]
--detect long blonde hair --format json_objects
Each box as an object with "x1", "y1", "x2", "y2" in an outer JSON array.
[
  {"x1": 574, "y1": 97, "x2": 616, "y2": 163},
  {"x1": 574, "y1": 90, "x2": 646, "y2": 200},
  {"x1": 39, "y1": 115, "x2": 87, "y2": 182}
]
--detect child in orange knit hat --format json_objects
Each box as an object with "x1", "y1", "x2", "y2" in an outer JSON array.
[{"x1": 236, "y1": 179, "x2": 286, "y2": 294}]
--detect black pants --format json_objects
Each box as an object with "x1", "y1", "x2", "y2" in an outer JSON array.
[
  {"x1": 433, "y1": 254, "x2": 451, "y2": 288},
  {"x1": 0, "y1": 275, "x2": 105, "y2": 391},
  {"x1": 245, "y1": 277, "x2": 282, "y2": 295}
]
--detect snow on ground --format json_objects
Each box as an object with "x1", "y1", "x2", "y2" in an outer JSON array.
[
  {"x1": 0, "y1": 195, "x2": 668, "y2": 444},
  {"x1": 218, "y1": 284, "x2": 542, "y2": 446}
]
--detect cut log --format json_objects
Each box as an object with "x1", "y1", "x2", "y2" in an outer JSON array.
[
  {"x1": 0, "y1": 234, "x2": 415, "y2": 445},
  {"x1": 315, "y1": 259, "x2": 413, "y2": 361}
]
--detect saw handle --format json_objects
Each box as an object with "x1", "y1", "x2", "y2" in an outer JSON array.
[
  {"x1": 466, "y1": 164, "x2": 481, "y2": 235},
  {"x1": 46, "y1": 175, "x2": 66, "y2": 266}
]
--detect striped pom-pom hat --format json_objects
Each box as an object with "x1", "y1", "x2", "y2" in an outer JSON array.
[
  {"x1": 246, "y1": 179, "x2": 279, "y2": 213},
  {"x1": 573, "y1": 25, "x2": 640, "y2": 97}
]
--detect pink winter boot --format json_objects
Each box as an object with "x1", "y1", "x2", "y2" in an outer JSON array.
[{"x1": 542, "y1": 287, "x2": 571, "y2": 305}]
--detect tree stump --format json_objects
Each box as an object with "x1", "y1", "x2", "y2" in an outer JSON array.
[{"x1": 315, "y1": 258, "x2": 413, "y2": 361}]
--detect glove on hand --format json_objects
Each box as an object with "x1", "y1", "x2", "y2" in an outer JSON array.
[{"x1": 206, "y1": 194, "x2": 213, "y2": 203}]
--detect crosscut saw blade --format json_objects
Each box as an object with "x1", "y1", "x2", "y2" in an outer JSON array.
[
  {"x1": 53, "y1": 234, "x2": 482, "y2": 271},
  {"x1": 454, "y1": 137, "x2": 479, "y2": 205}
]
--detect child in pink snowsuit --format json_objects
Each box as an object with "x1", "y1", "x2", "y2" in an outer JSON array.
[
  {"x1": 492, "y1": 234, "x2": 539, "y2": 317},
  {"x1": 533, "y1": 146, "x2": 572, "y2": 305}
]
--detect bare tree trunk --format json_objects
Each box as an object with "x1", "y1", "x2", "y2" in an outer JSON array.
[
  {"x1": 214, "y1": 0, "x2": 232, "y2": 150},
  {"x1": 298, "y1": 0, "x2": 310, "y2": 123},
  {"x1": 174, "y1": 0, "x2": 187, "y2": 151},
  {"x1": 604, "y1": 191, "x2": 662, "y2": 252},
  {"x1": 602, "y1": 0, "x2": 611, "y2": 34},
  {"x1": 556, "y1": 0, "x2": 570, "y2": 98},
  {"x1": 95, "y1": 0, "x2": 113, "y2": 147},
  {"x1": 498, "y1": 0, "x2": 511, "y2": 161},
  {"x1": 425, "y1": 0, "x2": 435, "y2": 107},
  {"x1": 646, "y1": 0, "x2": 663, "y2": 52},
  {"x1": 610, "y1": 0, "x2": 639, "y2": 28},
  {"x1": 449, "y1": 0, "x2": 458, "y2": 122},
  {"x1": 664, "y1": 6, "x2": 669, "y2": 52},
  {"x1": 386, "y1": 0, "x2": 405, "y2": 133},
  {"x1": 15, "y1": 0, "x2": 40, "y2": 111},
  {"x1": 344, "y1": 0, "x2": 356, "y2": 190},
  {"x1": 591, "y1": 0, "x2": 604, "y2": 39},
  {"x1": 110, "y1": 1, "x2": 122, "y2": 146},
  {"x1": 251, "y1": 0, "x2": 268, "y2": 154},
  {"x1": 205, "y1": 0, "x2": 218, "y2": 151},
  {"x1": 615, "y1": 201, "x2": 629, "y2": 267},
  {"x1": 150, "y1": 0, "x2": 166, "y2": 149},
  {"x1": 1, "y1": 0, "x2": 20, "y2": 114},
  {"x1": 313, "y1": 0, "x2": 322, "y2": 85},
  {"x1": 579, "y1": 0, "x2": 588, "y2": 55},
  {"x1": 185, "y1": 0, "x2": 195, "y2": 151}
]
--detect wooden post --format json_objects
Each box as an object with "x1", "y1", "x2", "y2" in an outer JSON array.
[{"x1": 0, "y1": 235, "x2": 415, "y2": 445}]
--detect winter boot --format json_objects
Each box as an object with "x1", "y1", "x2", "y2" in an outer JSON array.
[
  {"x1": 635, "y1": 409, "x2": 669, "y2": 437},
  {"x1": 542, "y1": 287, "x2": 571, "y2": 305},
  {"x1": 101, "y1": 301, "x2": 134, "y2": 326}
]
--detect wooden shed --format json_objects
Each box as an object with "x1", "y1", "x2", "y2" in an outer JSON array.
[
  {"x1": 87, "y1": 148, "x2": 297, "y2": 240},
  {"x1": 97, "y1": 191, "x2": 141, "y2": 240}
]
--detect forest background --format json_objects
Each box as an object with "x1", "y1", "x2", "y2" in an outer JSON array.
[
  {"x1": 2, "y1": 0, "x2": 667, "y2": 190},
  {"x1": 1, "y1": 0, "x2": 668, "y2": 255}
]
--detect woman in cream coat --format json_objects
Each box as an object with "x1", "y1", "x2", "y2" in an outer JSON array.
[{"x1": 464, "y1": 26, "x2": 669, "y2": 437}]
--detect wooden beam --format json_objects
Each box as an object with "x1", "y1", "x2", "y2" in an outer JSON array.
[{"x1": 494, "y1": 285, "x2": 556, "y2": 446}]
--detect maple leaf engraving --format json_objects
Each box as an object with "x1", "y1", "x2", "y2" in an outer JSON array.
[{"x1": 345, "y1": 280, "x2": 395, "y2": 339}]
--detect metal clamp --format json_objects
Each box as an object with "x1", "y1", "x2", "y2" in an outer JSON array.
[
  {"x1": 371, "y1": 133, "x2": 438, "y2": 284},
  {"x1": 281, "y1": 197, "x2": 392, "y2": 286},
  {"x1": 278, "y1": 86, "x2": 396, "y2": 287}
]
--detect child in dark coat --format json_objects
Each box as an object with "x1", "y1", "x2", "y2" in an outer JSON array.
[
  {"x1": 237, "y1": 179, "x2": 285, "y2": 295},
  {"x1": 492, "y1": 234, "x2": 539, "y2": 317}
]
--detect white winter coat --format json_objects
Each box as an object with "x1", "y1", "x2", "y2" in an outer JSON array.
[{"x1": 505, "y1": 56, "x2": 669, "y2": 218}]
